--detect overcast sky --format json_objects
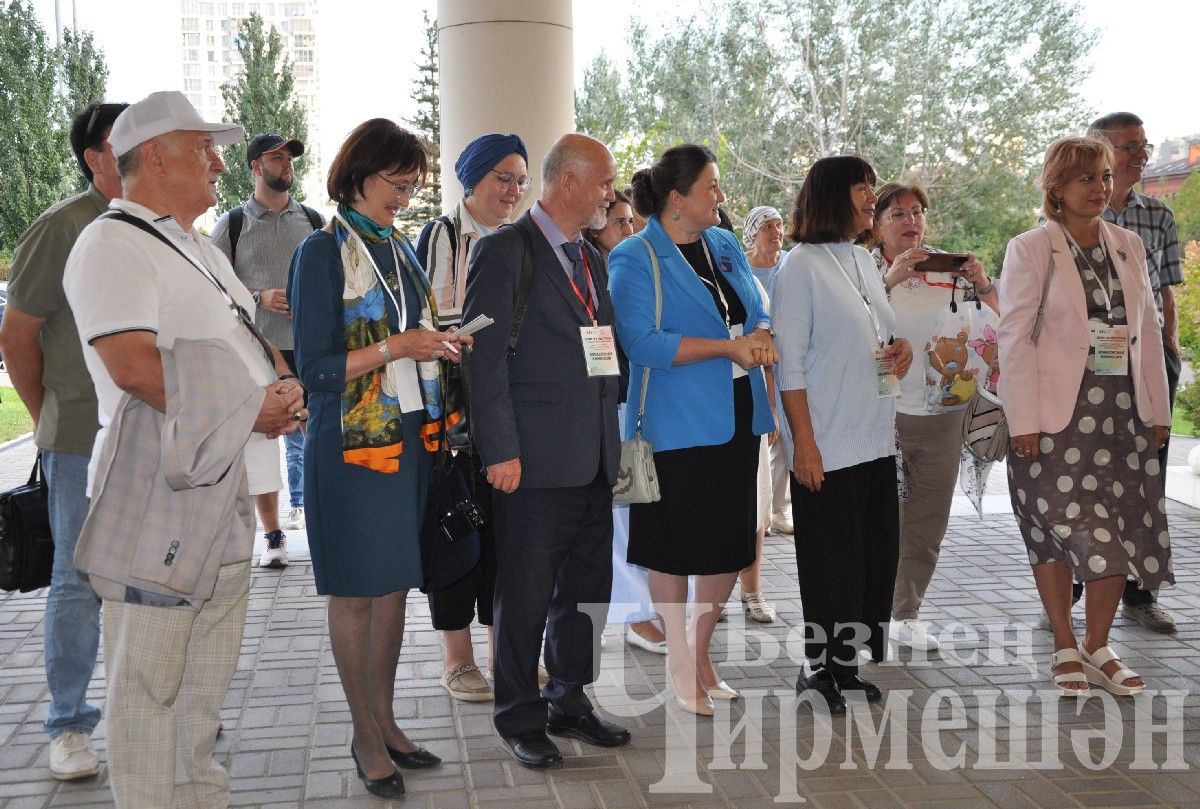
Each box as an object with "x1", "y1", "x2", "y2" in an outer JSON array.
[{"x1": 29, "y1": 0, "x2": 1200, "y2": 169}]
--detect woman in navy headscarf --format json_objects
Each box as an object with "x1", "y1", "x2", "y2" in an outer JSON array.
[{"x1": 415, "y1": 133, "x2": 532, "y2": 704}]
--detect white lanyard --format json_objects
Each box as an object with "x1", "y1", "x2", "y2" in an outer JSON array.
[
  {"x1": 691, "y1": 238, "x2": 732, "y2": 327},
  {"x1": 1062, "y1": 227, "x2": 1115, "y2": 319},
  {"x1": 822, "y1": 245, "x2": 884, "y2": 348},
  {"x1": 335, "y1": 212, "x2": 409, "y2": 331}
]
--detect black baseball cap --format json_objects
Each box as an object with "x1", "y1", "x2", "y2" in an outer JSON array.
[{"x1": 246, "y1": 133, "x2": 304, "y2": 167}]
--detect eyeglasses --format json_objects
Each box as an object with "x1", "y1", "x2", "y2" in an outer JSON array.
[
  {"x1": 885, "y1": 207, "x2": 927, "y2": 222},
  {"x1": 1117, "y1": 141, "x2": 1154, "y2": 157},
  {"x1": 375, "y1": 173, "x2": 422, "y2": 197},
  {"x1": 490, "y1": 169, "x2": 533, "y2": 192}
]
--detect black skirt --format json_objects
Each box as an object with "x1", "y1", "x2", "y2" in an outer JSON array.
[{"x1": 627, "y1": 376, "x2": 759, "y2": 575}]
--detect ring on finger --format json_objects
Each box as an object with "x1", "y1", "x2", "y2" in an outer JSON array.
[{"x1": 431, "y1": 349, "x2": 443, "y2": 360}]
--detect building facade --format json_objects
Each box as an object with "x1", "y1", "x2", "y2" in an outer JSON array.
[{"x1": 180, "y1": 0, "x2": 324, "y2": 206}]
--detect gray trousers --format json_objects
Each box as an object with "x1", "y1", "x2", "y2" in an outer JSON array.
[
  {"x1": 891, "y1": 410, "x2": 965, "y2": 620},
  {"x1": 768, "y1": 433, "x2": 791, "y2": 517}
]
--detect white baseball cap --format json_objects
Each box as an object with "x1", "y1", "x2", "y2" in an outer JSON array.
[{"x1": 109, "y1": 90, "x2": 244, "y2": 158}]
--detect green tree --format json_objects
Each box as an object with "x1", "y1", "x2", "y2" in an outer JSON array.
[
  {"x1": 577, "y1": 0, "x2": 1094, "y2": 270},
  {"x1": 398, "y1": 12, "x2": 441, "y2": 239},
  {"x1": 58, "y1": 27, "x2": 109, "y2": 192},
  {"x1": 0, "y1": 0, "x2": 70, "y2": 250},
  {"x1": 218, "y1": 12, "x2": 309, "y2": 213},
  {"x1": 1171, "y1": 171, "x2": 1200, "y2": 246}
]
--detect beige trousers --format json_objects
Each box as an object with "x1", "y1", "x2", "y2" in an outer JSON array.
[
  {"x1": 891, "y1": 411, "x2": 964, "y2": 620},
  {"x1": 103, "y1": 561, "x2": 250, "y2": 809}
]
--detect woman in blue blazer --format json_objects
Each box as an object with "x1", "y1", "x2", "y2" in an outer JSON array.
[{"x1": 609, "y1": 145, "x2": 777, "y2": 716}]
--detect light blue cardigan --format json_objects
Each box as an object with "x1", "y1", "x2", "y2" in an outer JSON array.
[{"x1": 608, "y1": 215, "x2": 775, "y2": 453}]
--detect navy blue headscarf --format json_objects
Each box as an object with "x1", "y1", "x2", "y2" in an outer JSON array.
[{"x1": 454, "y1": 133, "x2": 528, "y2": 191}]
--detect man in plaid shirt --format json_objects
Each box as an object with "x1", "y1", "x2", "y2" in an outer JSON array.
[{"x1": 1089, "y1": 111, "x2": 1184, "y2": 634}]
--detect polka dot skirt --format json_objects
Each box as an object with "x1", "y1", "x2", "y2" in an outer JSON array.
[{"x1": 1006, "y1": 246, "x2": 1173, "y2": 589}]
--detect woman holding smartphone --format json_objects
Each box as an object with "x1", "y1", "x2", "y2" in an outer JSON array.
[{"x1": 862, "y1": 183, "x2": 996, "y2": 654}]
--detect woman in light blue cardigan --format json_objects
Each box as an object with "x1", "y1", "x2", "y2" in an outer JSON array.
[
  {"x1": 773, "y1": 156, "x2": 913, "y2": 716},
  {"x1": 609, "y1": 145, "x2": 776, "y2": 716}
]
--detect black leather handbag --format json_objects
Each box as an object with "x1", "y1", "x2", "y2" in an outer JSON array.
[
  {"x1": 419, "y1": 354, "x2": 484, "y2": 593},
  {"x1": 0, "y1": 452, "x2": 54, "y2": 593}
]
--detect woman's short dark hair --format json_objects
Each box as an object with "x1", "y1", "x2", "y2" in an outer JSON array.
[
  {"x1": 789, "y1": 156, "x2": 877, "y2": 244},
  {"x1": 584, "y1": 188, "x2": 630, "y2": 250},
  {"x1": 327, "y1": 118, "x2": 428, "y2": 204},
  {"x1": 629, "y1": 144, "x2": 717, "y2": 218},
  {"x1": 69, "y1": 102, "x2": 129, "y2": 182}
]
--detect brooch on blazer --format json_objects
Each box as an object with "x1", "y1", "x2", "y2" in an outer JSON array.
[
  {"x1": 1116, "y1": 247, "x2": 1127, "y2": 262},
  {"x1": 719, "y1": 255, "x2": 733, "y2": 273}
]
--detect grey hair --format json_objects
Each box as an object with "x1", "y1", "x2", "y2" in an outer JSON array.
[
  {"x1": 1087, "y1": 111, "x2": 1144, "y2": 139},
  {"x1": 117, "y1": 146, "x2": 143, "y2": 178}
]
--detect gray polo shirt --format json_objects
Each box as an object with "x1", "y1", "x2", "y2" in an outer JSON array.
[{"x1": 210, "y1": 195, "x2": 322, "y2": 349}]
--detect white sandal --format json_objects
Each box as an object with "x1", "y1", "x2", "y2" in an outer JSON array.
[
  {"x1": 1050, "y1": 648, "x2": 1090, "y2": 696},
  {"x1": 1078, "y1": 643, "x2": 1145, "y2": 696}
]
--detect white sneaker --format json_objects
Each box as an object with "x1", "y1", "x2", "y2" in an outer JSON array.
[
  {"x1": 49, "y1": 731, "x2": 99, "y2": 780},
  {"x1": 258, "y1": 530, "x2": 288, "y2": 568},
  {"x1": 769, "y1": 512, "x2": 794, "y2": 535},
  {"x1": 889, "y1": 618, "x2": 939, "y2": 651},
  {"x1": 285, "y1": 506, "x2": 306, "y2": 530}
]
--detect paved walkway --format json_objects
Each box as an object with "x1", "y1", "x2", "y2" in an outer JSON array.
[{"x1": 2, "y1": 436, "x2": 1200, "y2": 808}]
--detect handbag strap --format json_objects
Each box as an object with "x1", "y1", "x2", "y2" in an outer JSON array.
[
  {"x1": 1030, "y1": 237, "x2": 1058, "y2": 346},
  {"x1": 29, "y1": 451, "x2": 43, "y2": 487},
  {"x1": 632, "y1": 235, "x2": 662, "y2": 434}
]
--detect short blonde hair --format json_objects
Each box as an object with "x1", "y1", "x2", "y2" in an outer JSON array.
[{"x1": 1038, "y1": 136, "x2": 1114, "y2": 222}]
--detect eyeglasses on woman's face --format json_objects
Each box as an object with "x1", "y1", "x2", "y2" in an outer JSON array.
[
  {"x1": 375, "y1": 172, "x2": 422, "y2": 197},
  {"x1": 489, "y1": 169, "x2": 533, "y2": 193},
  {"x1": 885, "y1": 206, "x2": 927, "y2": 223}
]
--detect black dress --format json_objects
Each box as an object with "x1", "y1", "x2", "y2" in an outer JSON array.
[{"x1": 626, "y1": 239, "x2": 760, "y2": 576}]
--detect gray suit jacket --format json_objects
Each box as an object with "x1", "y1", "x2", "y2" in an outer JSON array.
[
  {"x1": 74, "y1": 338, "x2": 264, "y2": 607},
  {"x1": 462, "y1": 211, "x2": 620, "y2": 489}
]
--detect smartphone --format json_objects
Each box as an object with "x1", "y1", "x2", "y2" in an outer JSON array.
[{"x1": 919, "y1": 253, "x2": 971, "y2": 274}]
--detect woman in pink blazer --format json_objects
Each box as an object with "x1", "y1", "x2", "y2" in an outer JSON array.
[{"x1": 998, "y1": 136, "x2": 1172, "y2": 699}]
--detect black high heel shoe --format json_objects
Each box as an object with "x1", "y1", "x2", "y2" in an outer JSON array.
[
  {"x1": 351, "y1": 745, "x2": 406, "y2": 799},
  {"x1": 386, "y1": 743, "x2": 442, "y2": 769}
]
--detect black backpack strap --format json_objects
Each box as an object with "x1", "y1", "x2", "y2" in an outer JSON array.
[
  {"x1": 504, "y1": 219, "x2": 535, "y2": 362},
  {"x1": 300, "y1": 204, "x2": 323, "y2": 231},
  {"x1": 227, "y1": 206, "x2": 244, "y2": 265}
]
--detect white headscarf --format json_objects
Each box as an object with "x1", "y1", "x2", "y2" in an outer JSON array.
[{"x1": 742, "y1": 205, "x2": 783, "y2": 247}]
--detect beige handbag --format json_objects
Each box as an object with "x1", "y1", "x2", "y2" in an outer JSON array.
[{"x1": 612, "y1": 236, "x2": 663, "y2": 505}]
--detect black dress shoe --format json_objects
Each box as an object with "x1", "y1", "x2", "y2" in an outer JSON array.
[
  {"x1": 836, "y1": 673, "x2": 882, "y2": 703},
  {"x1": 351, "y1": 746, "x2": 406, "y2": 799},
  {"x1": 386, "y1": 743, "x2": 442, "y2": 769},
  {"x1": 797, "y1": 669, "x2": 847, "y2": 716},
  {"x1": 501, "y1": 729, "x2": 563, "y2": 769},
  {"x1": 547, "y1": 709, "x2": 632, "y2": 748}
]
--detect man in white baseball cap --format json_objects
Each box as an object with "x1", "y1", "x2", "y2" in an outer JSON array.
[{"x1": 63, "y1": 90, "x2": 304, "y2": 807}]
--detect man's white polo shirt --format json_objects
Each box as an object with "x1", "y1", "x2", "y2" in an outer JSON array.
[{"x1": 64, "y1": 199, "x2": 276, "y2": 492}]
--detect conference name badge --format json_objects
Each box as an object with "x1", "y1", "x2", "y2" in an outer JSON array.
[
  {"x1": 581, "y1": 325, "x2": 620, "y2": 377},
  {"x1": 1089, "y1": 322, "x2": 1129, "y2": 376},
  {"x1": 874, "y1": 348, "x2": 900, "y2": 398}
]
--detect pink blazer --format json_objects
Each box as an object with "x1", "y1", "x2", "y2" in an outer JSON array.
[{"x1": 997, "y1": 219, "x2": 1170, "y2": 437}]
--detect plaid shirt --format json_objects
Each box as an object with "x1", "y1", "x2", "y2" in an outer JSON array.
[{"x1": 1102, "y1": 190, "x2": 1183, "y2": 323}]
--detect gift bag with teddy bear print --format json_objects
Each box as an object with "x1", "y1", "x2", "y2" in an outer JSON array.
[{"x1": 923, "y1": 285, "x2": 1000, "y2": 413}]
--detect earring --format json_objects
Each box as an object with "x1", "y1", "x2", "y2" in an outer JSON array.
[
  {"x1": 671, "y1": 209, "x2": 681, "y2": 221},
  {"x1": 1052, "y1": 198, "x2": 1063, "y2": 214}
]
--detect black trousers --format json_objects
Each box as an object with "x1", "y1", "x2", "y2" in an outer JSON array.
[
  {"x1": 491, "y1": 472, "x2": 614, "y2": 737},
  {"x1": 791, "y1": 456, "x2": 900, "y2": 675}
]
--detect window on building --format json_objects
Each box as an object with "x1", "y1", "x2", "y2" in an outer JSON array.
[
  {"x1": 208, "y1": 50, "x2": 215, "y2": 61},
  {"x1": 182, "y1": 17, "x2": 198, "y2": 30},
  {"x1": 182, "y1": 0, "x2": 199, "y2": 12},
  {"x1": 294, "y1": 48, "x2": 312, "y2": 63},
  {"x1": 184, "y1": 78, "x2": 202, "y2": 93}
]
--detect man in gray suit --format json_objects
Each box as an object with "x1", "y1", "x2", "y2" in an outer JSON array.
[{"x1": 463, "y1": 133, "x2": 628, "y2": 769}]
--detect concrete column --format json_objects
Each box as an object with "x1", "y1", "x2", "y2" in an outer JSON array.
[{"x1": 437, "y1": 0, "x2": 575, "y2": 212}]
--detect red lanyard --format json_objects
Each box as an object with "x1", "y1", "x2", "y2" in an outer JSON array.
[{"x1": 566, "y1": 249, "x2": 597, "y2": 325}]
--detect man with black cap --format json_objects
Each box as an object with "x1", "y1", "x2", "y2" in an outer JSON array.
[
  {"x1": 212, "y1": 133, "x2": 323, "y2": 567},
  {"x1": 0, "y1": 100, "x2": 127, "y2": 781}
]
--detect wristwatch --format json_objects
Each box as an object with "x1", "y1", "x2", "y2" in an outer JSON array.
[
  {"x1": 378, "y1": 340, "x2": 394, "y2": 363},
  {"x1": 251, "y1": 289, "x2": 262, "y2": 305},
  {"x1": 976, "y1": 280, "x2": 996, "y2": 295}
]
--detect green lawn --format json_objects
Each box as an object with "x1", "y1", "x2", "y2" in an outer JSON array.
[
  {"x1": 0, "y1": 387, "x2": 34, "y2": 443},
  {"x1": 1173, "y1": 408, "x2": 1197, "y2": 438}
]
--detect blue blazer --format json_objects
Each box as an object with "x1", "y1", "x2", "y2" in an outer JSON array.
[{"x1": 608, "y1": 215, "x2": 775, "y2": 453}]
